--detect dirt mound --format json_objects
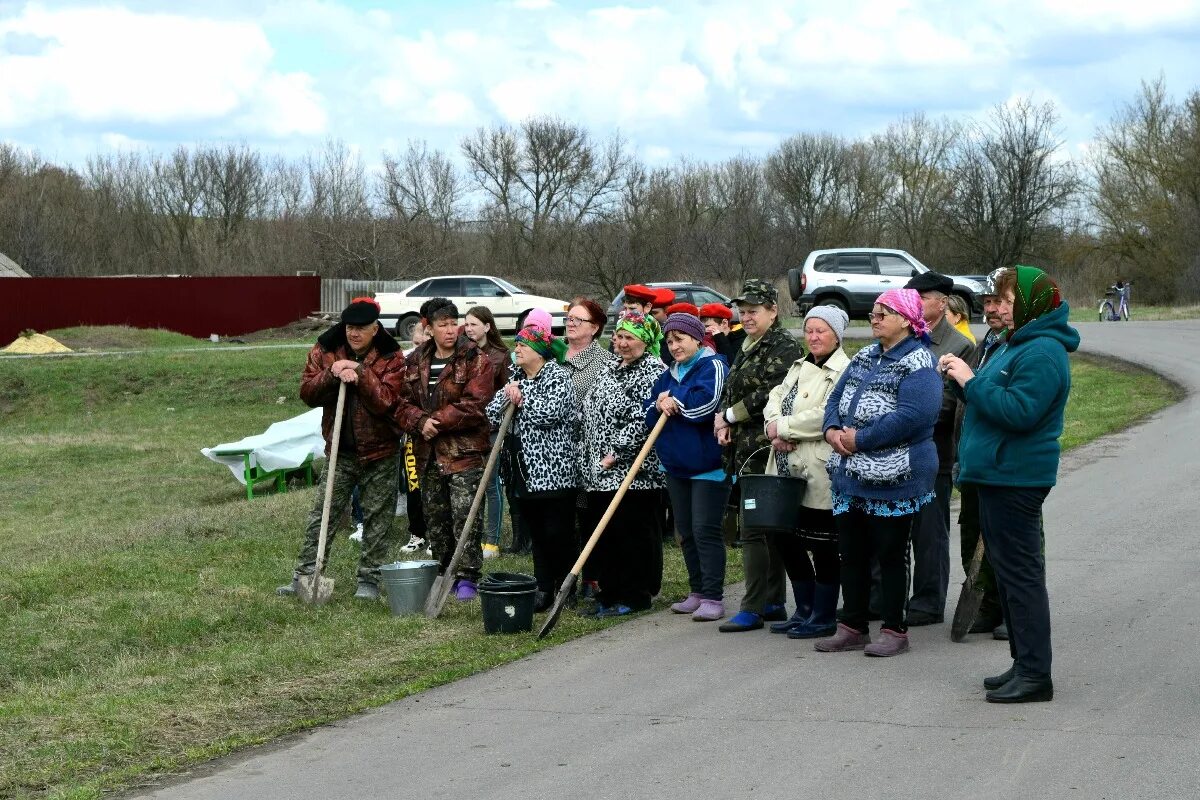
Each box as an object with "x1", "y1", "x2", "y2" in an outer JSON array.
[
  {"x1": 235, "y1": 316, "x2": 332, "y2": 343},
  {"x1": 2, "y1": 331, "x2": 73, "y2": 354}
]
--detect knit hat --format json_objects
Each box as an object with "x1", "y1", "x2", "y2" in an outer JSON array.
[
  {"x1": 514, "y1": 325, "x2": 556, "y2": 360},
  {"x1": 614, "y1": 309, "x2": 663, "y2": 358},
  {"x1": 523, "y1": 308, "x2": 554, "y2": 334},
  {"x1": 1011, "y1": 265, "x2": 1062, "y2": 333},
  {"x1": 341, "y1": 296, "x2": 380, "y2": 325},
  {"x1": 875, "y1": 288, "x2": 931, "y2": 342},
  {"x1": 662, "y1": 312, "x2": 705, "y2": 343},
  {"x1": 698, "y1": 302, "x2": 733, "y2": 321},
  {"x1": 803, "y1": 305, "x2": 849, "y2": 344}
]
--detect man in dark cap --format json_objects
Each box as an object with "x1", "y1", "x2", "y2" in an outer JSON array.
[
  {"x1": 395, "y1": 297, "x2": 495, "y2": 601},
  {"x1": 904, "y1": 271, "x2": 975, "y2": 625},
  {"x1": 278, "y1": 297, "x2": 410, "y2": 601}
]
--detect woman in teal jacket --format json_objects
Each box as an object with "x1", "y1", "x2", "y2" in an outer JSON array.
[{"x1": 940, "y1": 265, "x2": 1080, "y2": 705}]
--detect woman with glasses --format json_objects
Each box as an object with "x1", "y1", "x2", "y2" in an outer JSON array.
[
  {"x1": 815, "y1": 289, "x2": 942, "y2": 657},
  {"x1": 560, "y1": 298, "x2": 612, "y2": 408}
]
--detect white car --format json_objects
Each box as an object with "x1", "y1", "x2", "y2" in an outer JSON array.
[{"x1": 375, "y1": 275, "x2": 570, "y2": 341}]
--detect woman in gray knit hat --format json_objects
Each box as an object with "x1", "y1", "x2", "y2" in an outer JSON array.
[{"x1": 762, "y1": 305, "x2": 851, "y2": 638}]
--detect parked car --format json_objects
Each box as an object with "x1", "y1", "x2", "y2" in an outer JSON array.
[
  {"x1": 787, "y1": 248, "x2": 985, "y2": 320},
  {"x1": 605, "y1": 282, "x2": 737, "y2": 330},
  {"x1": 375, "y1": 275, "x2": 570, "y2": 340}
]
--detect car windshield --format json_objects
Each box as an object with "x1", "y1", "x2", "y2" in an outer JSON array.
[{"x1": 493, "y1": 277, "x2": 526, "y2": 295}]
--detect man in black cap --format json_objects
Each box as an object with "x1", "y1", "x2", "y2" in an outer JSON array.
[
  {"x1": 278, "y1": 297, "x2": 410, "y2": 601},
  {"x1": 904, "y1": 272, "x2": 975, "y2": 625}
]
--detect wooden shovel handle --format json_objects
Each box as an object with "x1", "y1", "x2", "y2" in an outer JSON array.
[
  {"x1": 309, "y1": 381, "x2": 346, "y2": 602},
  {"x1": 569, "y1": 413, "x2": 669, "y2": 578},
  {"x1": 965, "y1": 534, "x2": 985, "y2": 586}
]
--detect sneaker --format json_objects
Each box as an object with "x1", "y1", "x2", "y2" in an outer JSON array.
[
  {"x1": 670, "y1": 593, "x2": 703, "y2": 614},
  {"x1": 863, "y1": 628, "x2": 909, "y2": 657},
  {"x1": 692, "y1": 599, "x2": 725, "y2": 621},
  {"x1": 349, "y1": 523, "x2": 364, "y2": 543},
  {"x1": 454, "y1": 579, "x2": 478, "y2": 601},
  {"x1": 353, "y1": 581, "x2": 380, "y2": 601},
  {"x1": 400, "y1": 536, "x2": 426, "y2": 554},
  {"x1": 814, "y1": 623, "x2": 871, "y2": 652},
  {"x1": 482, "y1": 543, "x2": 500, "y2": 559}
]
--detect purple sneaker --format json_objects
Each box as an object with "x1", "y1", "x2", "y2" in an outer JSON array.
[
  {"x1": 671, "y1": 593, "x2": 703, "y2": 614},
  {"x1": 454, "y1": 579, "x2": 478, "y2": 601},
  {"x1": 692, "y1": 599, "x2": 725, "y2": 621}
]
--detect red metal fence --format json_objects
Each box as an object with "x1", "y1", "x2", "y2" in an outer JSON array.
[{"x1": 0, "y1": 276, "x2": 320, "y2": 344}]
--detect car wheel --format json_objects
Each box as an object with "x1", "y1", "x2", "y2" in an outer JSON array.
[
  {"x1": 787, "y1": 268, "x2": 803, "y2": 300},
  {"x1": 395, "y1": 314, "x2": 419, "y2": 342},
  {"x1": 816, "y1": 296, "x2": 848, "y2": 314}
]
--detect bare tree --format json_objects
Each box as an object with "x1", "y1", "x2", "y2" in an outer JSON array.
[
  {"x1": 379, "y1": 141, "x2": 466, "y2": 275},
  {"x1": 876, "y1": 113, "x2": 960, "y2": 263}
]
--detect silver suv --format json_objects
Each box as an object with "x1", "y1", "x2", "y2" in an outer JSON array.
[{"x1": 788, "y1": 248, "x2": 984, "y2": 320}]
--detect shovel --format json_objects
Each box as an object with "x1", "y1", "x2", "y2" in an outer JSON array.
[
  {"x1": 296, "y1": 381, "x2": 346, "y2": 606},
  {"x1": 423, "y1": 404, "x2": 515, "y2": 618},
  {"x1": 538, "y1": 414, "x2": 668, "y2": 640},
  {"x1": 950, "y1": 533, "x2": 985, "y2": 642}
]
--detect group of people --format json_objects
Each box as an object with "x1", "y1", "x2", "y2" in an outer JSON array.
[{"x1": 280, "y1": 263, "x2": 1079, "y2": 705}]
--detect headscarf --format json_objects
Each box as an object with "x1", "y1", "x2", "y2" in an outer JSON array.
[
  {"x1": 514, "y1": 325, "x2": 556, "y2": 360},
  {"x1": 875, "y1": 288, "x2": 931, "y2": 343},
  {"x1": 1010, "y1": 264, "x2": 1062, "y2": 334},
  {"x1": 523, "y1": 308, "x2": 554, "y2": 334},
  {"x1": 614, "y1": 309, "x2": 663, "y2": 358}
]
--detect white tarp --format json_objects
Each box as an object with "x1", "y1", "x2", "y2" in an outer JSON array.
[{"x1": 202, "y1": 408, "x2": 325, "y2": 485}]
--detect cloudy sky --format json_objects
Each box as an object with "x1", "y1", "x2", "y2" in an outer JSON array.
[{"x1": 2, "y1": 0, "x2": 1198, "y2": 168}]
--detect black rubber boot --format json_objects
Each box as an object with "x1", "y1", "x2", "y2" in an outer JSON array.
[{"x1": 770, "y1": 580, "x2": 814, "y2": 633}]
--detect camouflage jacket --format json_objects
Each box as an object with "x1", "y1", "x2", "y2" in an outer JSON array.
[
  {"x1": 718, "y1": 323, "x2": 802, "y2": 474},
  {"x1": 396, "y1": 338, "x2": 495, "y2": 475}
]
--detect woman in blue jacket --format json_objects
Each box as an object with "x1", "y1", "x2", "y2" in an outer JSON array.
[
  {"x1": 645, "y1": 312, "x2": 730, "y2": 622},
  {"x1": 941, "y1": 265, "x2": 1079, "y2": 704}
]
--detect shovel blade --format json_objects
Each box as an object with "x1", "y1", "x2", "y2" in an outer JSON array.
[
  {"x1": 295, "y1": 573, "x2": 335, "y2": 606},
  {"x1": 537, "y1": 573, "x2": 579, "y2": 640},
  {"x1": 950, "y1": 581, "x2": 983, "y2": 643}
]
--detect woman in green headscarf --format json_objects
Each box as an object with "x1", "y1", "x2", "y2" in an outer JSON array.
[{"x1": 939, "y1": 265, "x2": 1080, "y2": 704}]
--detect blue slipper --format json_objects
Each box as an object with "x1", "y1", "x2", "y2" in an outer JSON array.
[{"x1": 718, "y1": 611, "x2": 764, "y2": 632}]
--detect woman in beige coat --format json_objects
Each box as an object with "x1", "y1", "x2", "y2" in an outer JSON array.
[{"x1": 762, "y1": 305, "x2": 851, "y2": 639}]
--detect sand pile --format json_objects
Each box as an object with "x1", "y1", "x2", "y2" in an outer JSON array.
[{"x1": 2, "y1": 331, "x2": 73, "y2": 354}]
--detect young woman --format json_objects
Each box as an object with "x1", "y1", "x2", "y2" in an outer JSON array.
[{"x1": 463, "y1": 306, "x2": 511, "y2": 559}]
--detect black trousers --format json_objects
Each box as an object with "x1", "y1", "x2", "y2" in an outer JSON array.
[
  {"x1": 583, "y1": 488, "x2": 661, "y2": 611},
  {"x1": 665, "y1": 475, "x2": 730, "y2": 600},
  {"x1": 978, "y1": 485, "x2": 1053, "y2": 679},
  {"x1": 837, "y1": 507, "x2": 914, "y2": 633},
  {"x1": 513, "y1": 492, "x2": 580, "y2": 596},
  {"x1": 772, "y1": 506, "x2": 839, "y2": 585}
]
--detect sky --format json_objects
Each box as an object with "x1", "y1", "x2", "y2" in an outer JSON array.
[{"x1": 1, "y1": 0, "x2": 1199, "y2": 170}]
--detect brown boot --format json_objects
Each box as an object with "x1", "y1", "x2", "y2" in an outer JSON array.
[
  {"x1": 814, "y1": 622, "x2": 870, "y2": 652},
  {"x1": 863, "y1": 628, "x2": 910, "y2": 657}
]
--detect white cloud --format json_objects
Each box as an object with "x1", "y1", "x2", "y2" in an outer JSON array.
[{"x1": 0, "y1": 3, "x2": 326, "y2": 136}]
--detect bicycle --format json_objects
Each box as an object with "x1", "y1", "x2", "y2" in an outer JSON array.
[{"x1": 1098, "y1": 285, "x2": 1131, "y2": 322}]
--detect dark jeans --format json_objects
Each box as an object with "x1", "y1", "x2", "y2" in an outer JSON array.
[
  {"x1": 772, "y1": 505, "x2": 839, "y2": 585},
  {"x1": 837, "y1": 507, "x2": 914, "y2": 633},
  {"x1": 909, "y1": 473, "x2": 952, "y2": 616},
  {"x1": 513, "y1": 492, "x2": 579, "y2": 596},
  {"x1": 978, "y1": 485, "x2": 1053, "y2": 680},
  {"x1": 957, "y1": 482, "x2": 1000, "y2": 620},
  {"x1": 583, "y1": 488, "x2": 660, "y2": 611},
  {"x1": 665, "y1": 475, "x2": 731, "y2": 601}
]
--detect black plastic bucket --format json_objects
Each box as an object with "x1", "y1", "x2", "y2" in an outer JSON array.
[
  {"x1": 739, "y1": 473, "x2": 808, "y2": 533},
  {"x1": 479, "y1": 572, "x2": 538, "y2": 634}
]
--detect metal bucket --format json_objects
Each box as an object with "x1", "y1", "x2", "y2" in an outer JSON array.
[{"x1": 379, "y1": 560, "x2": 438, "y2": 616}]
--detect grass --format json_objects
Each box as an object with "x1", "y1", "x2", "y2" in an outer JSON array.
[
  {"x1": 1069, "y1": 303, "x2": 1200, "y2": 323},
  {"x1": 0, "y1": 333, "x2": 1180, "y2": 799}
]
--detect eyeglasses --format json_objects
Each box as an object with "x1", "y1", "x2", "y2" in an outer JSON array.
[
  {"x1": 565, "y1": 316, "x2": 595, "y2": 326},
  {"x1": 868, "y1": 310, "x2": 895, "y2": 322}
]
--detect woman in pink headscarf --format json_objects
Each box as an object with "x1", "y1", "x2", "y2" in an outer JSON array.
[{"x1": 813, "y1": 288, "x2": 944, "y2": 658}]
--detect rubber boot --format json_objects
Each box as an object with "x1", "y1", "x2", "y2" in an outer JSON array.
[
  {"x1": 787, "y1": 582, "x2": 839, "y2": 639},
  {"x1": 770, "y1": 580, "x2": 815, "y2": 633}
]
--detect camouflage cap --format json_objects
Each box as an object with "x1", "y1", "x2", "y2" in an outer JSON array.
[
  {"x1": 733, "y1": 278, "x2": 778, "y2": 306},
  {"x1": 982, "y1": 267, "x2": 1007, "y2": 297}
]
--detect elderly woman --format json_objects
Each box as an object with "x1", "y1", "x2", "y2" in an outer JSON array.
[
  {"x1": 463, "y1": 306, "x2": 511, "y2": 559},
  {"x1": 713, "y1": 279, "x2": 802, "y2": 632},
  {"x1": 762, "y1": 305, "x2": 851, "y2": 639},
  {"x1": 559, "y1": 297, "x2": 612, "y2": 408},
  {"x1": 940, "y1": 266, "x2": 1078, "y2": 703},
  {"x1": 644, "y1": 311, "x2": 730, "y2": 622},
  {"x1": 816, "y1": 289, "x2": 942, "y2": 657},
  {"x1": 578, "y1": 310, "x2": 666, "y2": 617},
  {"x1": 486, "y1": 326, "x2": 579, "y2": 610}
]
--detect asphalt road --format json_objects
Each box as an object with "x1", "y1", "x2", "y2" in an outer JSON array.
[{"x1": 135, "y1": 320, "x2": 1200, "y2": 800}]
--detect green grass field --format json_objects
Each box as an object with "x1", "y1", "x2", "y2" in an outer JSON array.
[{"x1": 0, "y1": 331, "x2": 1180, "y2": 799}]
